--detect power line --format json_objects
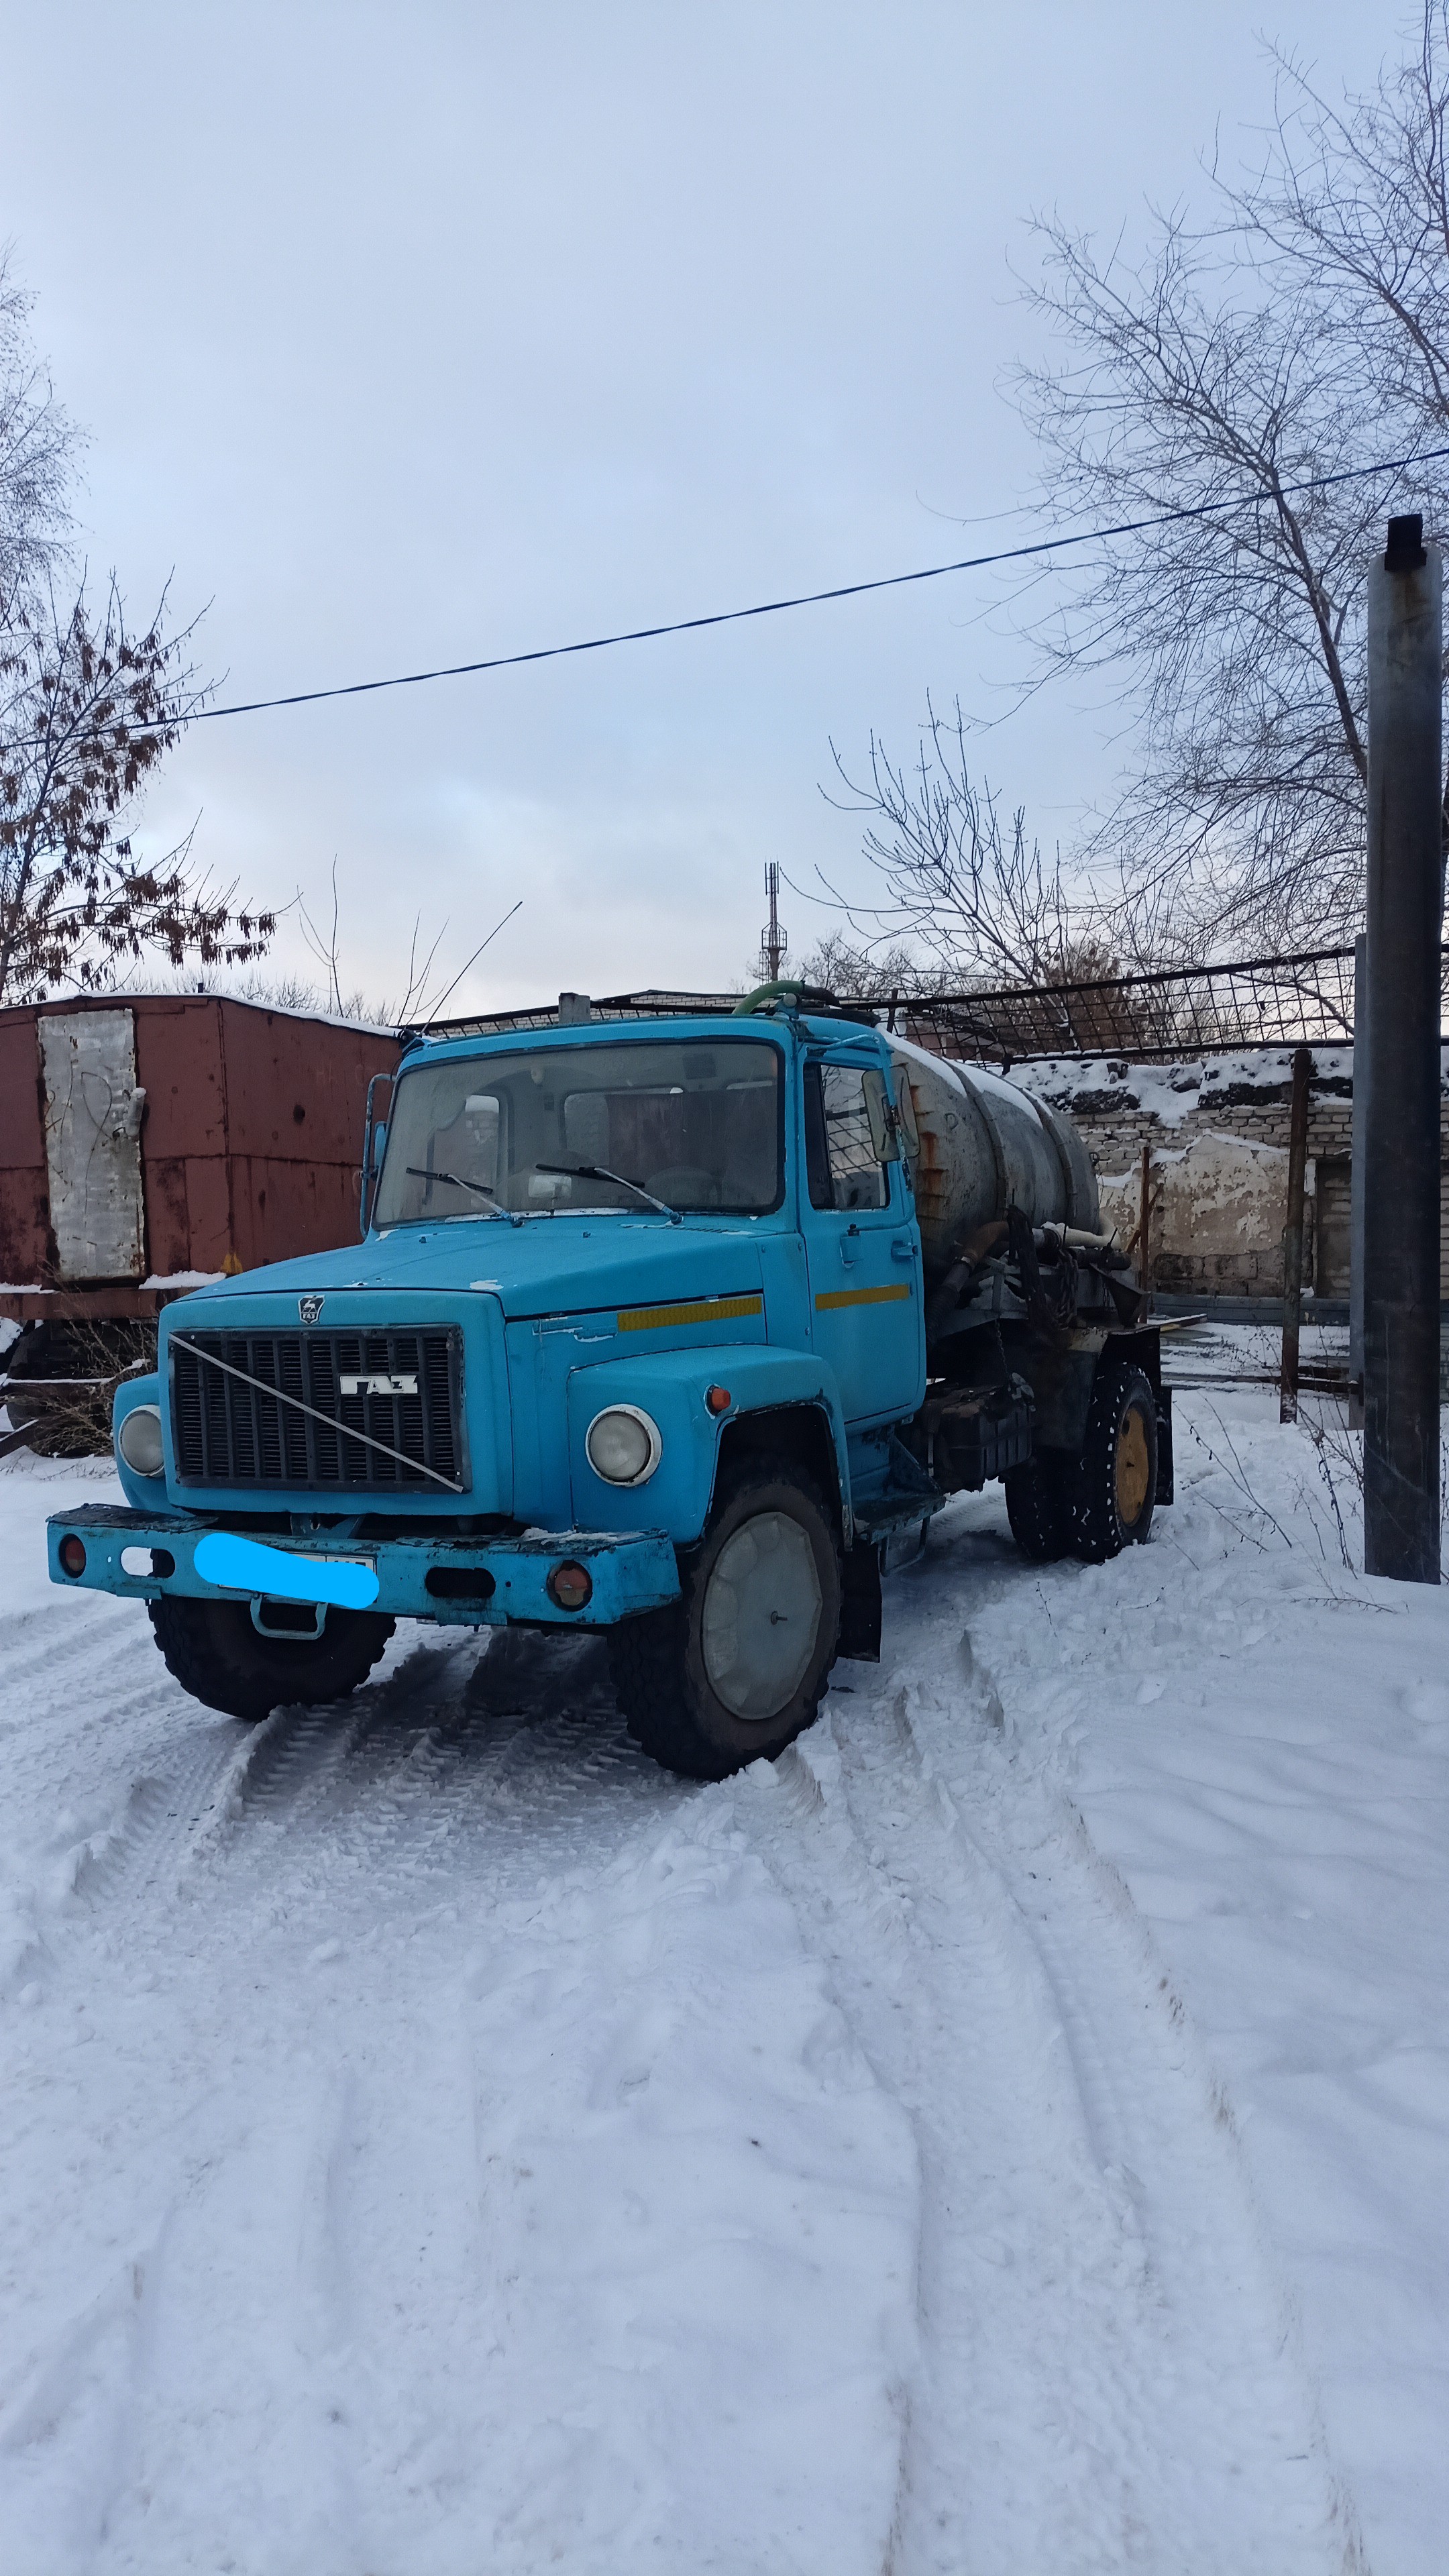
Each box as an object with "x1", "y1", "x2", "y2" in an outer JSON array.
[{"x1": 17, "y1": 443, "x2": 1449, "y2": 745}]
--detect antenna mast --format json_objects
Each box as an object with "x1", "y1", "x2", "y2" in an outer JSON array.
[{"x1": 759, "y1": 862, "x2": 788, "y2": 983}]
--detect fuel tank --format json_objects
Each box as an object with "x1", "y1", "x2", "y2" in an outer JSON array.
[{"x1": 885, "y1": 1034, "x2": 1099, "y2": 1283}]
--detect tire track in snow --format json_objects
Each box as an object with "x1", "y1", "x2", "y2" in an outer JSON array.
[
  {"x1": 165, "y1": 1627, "x2": 690, "y2": 1918},
  {"x1": 1, "y1": 1596, "x2": 916, "y2": 2574},
  {"x1": 3, "y1": 1516, "x2": 1364, "y2": 2572},
  {"x1": 734, "y1": 1611, "x2": 1362, "y2": 2576},
  {"x1": 3, "y1": 1603, "x2": 688, "y2": 2008}
]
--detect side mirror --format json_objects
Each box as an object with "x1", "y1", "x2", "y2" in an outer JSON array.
[
  {"x1": 360, "y1": 1070, "x2": 394, "y2": 1236},
  {"x1": 861, "y1": 1068, "x2": 900, "y2": 1163},
  {"x1": 894, "y1": 1063, "x2": 920, "y2": 1160}
]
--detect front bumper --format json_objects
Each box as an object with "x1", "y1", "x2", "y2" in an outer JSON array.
[{"x1": 46, "y1": 1507, "x2": 680, "y2": 1629}]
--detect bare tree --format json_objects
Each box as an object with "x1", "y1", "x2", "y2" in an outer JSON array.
[
  {"x1": 783, "y1": 929, "x2": 945, "y2": 1002},
  {"x1": 290, "y1": 859, "x2": 522, "y2": 1026},
  {"x1": 0, "y1": 254, "x2": 276, "y2": 1004},
  {"x1": 1006, "y1": 5, "x2": 1449, "y2": 954},
  {"x1": 0, "y1": 578, "x2": 273, "y2": 1002},
  {"x1": 803, "y1": 695, "x2": 1103, "y2": 987},
  {"x1": 0, "y1": 250, "x2": 78, "y2": 618},
  {"x1": 1230, "y1": 9, "x2": 1449, "y2": 435}
]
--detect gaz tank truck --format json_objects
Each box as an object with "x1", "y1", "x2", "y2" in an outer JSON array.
[{"x1": 48, "y1": 989, "x2": 1171, "y2": 1781}]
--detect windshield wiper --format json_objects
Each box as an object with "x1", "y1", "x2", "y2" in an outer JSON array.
[
  {"x1": 535, "y1": 1162, "x2": 683, "y2": 1224},
  {"x1": 405, "y1": 1165, "x2": 523, "y2": 1226}
]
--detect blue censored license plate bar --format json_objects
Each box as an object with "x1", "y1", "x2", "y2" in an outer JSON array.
[{"x1": 47, "y1": 1507, "x2": 680, "y2": 1628}]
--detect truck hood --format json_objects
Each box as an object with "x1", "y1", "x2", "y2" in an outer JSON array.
[{"x1": 172, "y1": 1216, "x2": 769, "y2": 1324}]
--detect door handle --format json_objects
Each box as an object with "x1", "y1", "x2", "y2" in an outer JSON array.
[
  {"x1": 890, "y1": 1233, "x2": 915, "y2": 1261},
  {"x1": 840, "y1": 1224, "x2": 861, "y2": 1268}
]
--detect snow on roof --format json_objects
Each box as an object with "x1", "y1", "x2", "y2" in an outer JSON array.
[
  {"x1": 1003, "y1": 1044, "x2": 1405, "y2": 1125},
  {"x1": 0, "y1": 988, "x2": 400, "y2": 1039}
]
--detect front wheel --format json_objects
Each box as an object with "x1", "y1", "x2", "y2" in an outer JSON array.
[
  {"x1": 148, "y1": 1595, "x2": 396, "y2": 1723},
  {"x1": 608, "y1": 1466, "x2": 843, "y2": 1780}
]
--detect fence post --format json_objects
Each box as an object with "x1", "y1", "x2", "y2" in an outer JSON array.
[
  {"x1": 1280, "y1": 1045, "x2": 1311, "y2": 1423},
  {"x1": 1349, "y1": 932, "x2": 1368, "y2": 1430},
  {"x1": 1138, "y1": 1143, "x2": 1152, "y2": 1297},
  {"x1": 1363, "y1": 513, "x2": 1442, "y2": 1583}
]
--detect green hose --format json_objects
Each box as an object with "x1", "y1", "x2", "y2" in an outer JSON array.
[{"x1": 731, "y1": 980, "x2": 808, "y2": 1016}]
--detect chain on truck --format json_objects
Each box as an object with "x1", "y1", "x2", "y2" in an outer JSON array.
[{"x1": 47, "y1": 984, "x2": 1172, "y2": 1780}]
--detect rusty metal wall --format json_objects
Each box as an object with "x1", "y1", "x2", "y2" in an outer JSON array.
[
  {"x1": 0, "y1": 1011, "x2": 48, "y2": 1285},
  {"x1": 0, "y1": 995, "x2": 400, "y2": 1314}
]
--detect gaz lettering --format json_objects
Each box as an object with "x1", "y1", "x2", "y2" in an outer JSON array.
[{"x1": 339, "y1": 1372, "x2": 419, "y2": 1397}]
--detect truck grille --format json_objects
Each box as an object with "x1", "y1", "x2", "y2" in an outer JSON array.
[{"x1": 170, "y1": 1327, "x2": 467, "y2": 1494}]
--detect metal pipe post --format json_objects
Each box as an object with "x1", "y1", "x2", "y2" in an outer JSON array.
[
  {"x1": 1363, "y1": 515, "x2": 1443, "y2": 1582},
  {"x1": 1349, "y1": 932, "x2": 1368, "y2": 1429},
  {"x1": 1280, "y1": 1044, "x2": 1311, "y2": 1423}
]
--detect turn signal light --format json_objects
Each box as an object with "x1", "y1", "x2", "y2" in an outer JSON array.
[
  {"x1": 705, "y1": 1385, "x2": 732, "y2": 1415},
  {"x1": 546, "y1": 1559, "x2": 593, "y2": 1613},
  {"x1": 58, "y1": 1534, "x2": 87, "y2": 1578}
]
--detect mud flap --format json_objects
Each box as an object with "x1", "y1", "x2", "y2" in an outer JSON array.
[
  {"x1": 1155, "y1": 1387, "x2": 1174, "y2": 1505},
  {"x1": 838, "y1": 1538, "x2": 883, "y2": 1661}
]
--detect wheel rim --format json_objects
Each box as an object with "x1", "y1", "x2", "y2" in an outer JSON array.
[
  {"x1": 701, "y1": 1510, "x2": 823, "y2": 1719},
  {"x1": 1115, "y1": 1403, "x2": 1152, "y2": 1524}
]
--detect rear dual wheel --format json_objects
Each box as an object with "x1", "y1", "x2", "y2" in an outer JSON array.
[
  {"x1": 1006, "y1": 1361, "x2": 1158, "y2": 1566},
  {"x1": 1073, "y1": 1360, "x2": 1158, "y2": 1561}
]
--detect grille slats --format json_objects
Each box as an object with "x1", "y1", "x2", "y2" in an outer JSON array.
[{"x1": 171, "y1": 1327, "x2": 466, "y2": 1493}]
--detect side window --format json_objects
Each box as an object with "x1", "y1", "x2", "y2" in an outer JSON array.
[
  {"x1": 803, "y1": 1062, "x2": 834, "y2": 1209},
  {"x1": 809, "y1": 1063, "x2": 890, "y2": 1212},
  {"x1": 562, "y1": 1091, "x2": 610, "y2": 1165},
  {"x1": 461, "y1": 1093, "x2": 501, "y2": 1189}
]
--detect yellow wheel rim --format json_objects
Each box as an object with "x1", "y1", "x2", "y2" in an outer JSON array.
[{"x1": 1115, "y1": 1405, "x2": 1151, "y2": 1525}]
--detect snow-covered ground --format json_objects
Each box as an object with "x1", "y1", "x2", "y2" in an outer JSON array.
[{"x1": 1, "y1": 1377, "x2": 1444, "y2": 2575}]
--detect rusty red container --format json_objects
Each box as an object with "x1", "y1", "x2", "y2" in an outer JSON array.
[{"x1": 0, "y1": 994, "x2": 400, "y2": 1324}]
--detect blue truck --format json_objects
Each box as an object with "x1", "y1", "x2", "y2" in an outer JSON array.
[{"x1": 48, "y1": 988, "x2": 1169, "y2": 1779}]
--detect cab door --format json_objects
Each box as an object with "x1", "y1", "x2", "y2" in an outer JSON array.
[{"x1": 800, "y1": 1052, "x2": 924, "y2": 1426}]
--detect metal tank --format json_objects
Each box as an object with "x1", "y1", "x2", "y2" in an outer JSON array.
[{"x1": 885, "y1": 1034, "x2": 1100, "y2": 1284}]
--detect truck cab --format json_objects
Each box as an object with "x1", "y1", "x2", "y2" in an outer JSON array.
[{"x1": 48, "y1": 994, "x2": 1168, "y2": 1778}]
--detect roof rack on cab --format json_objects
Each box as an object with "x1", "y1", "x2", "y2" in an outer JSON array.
[{"x1": 408, "y1": 983, "x2": 882, "y2": 1040}]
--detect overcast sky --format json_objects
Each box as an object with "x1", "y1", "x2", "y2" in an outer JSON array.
[{"x1": 3, "y1": 1, "x2": 1393, "y2": 1015}]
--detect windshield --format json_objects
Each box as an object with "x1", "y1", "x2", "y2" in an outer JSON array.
[{"x1": 374, "y1": 1036, "x2": 783, "y2": 1226}]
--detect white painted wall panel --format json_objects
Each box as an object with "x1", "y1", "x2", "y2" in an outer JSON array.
[{"x1": 38, "y1": 1010, "x2": 146, "y2": 1280}]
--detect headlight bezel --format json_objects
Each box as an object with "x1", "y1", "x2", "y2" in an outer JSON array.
[
  {"x1": 117, "y1": 1402, "x2": 165, "y2": 1480},
  {"x1": 584, "y1": 1402, "x2": 663, "y2": 1488}
]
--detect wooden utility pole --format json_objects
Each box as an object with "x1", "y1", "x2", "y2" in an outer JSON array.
[
  {"x1": 1362, "y1": 513, "x2": 1442, "y2": 1583},
  {"x1": 1280, "y1": 1045, "x2": 1311, "y2": 1423}
]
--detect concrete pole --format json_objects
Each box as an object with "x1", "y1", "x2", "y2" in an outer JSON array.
[
  {"x1": 1349, "y1": 932, "x2": 1368, "y2": 1430},
  {"x1": 1363, "y1": 514, "x2": 1442, "y2": 1583},
  {"x1": 1280, "y1": 1045, "x2": 1311, "y2": 1424}
]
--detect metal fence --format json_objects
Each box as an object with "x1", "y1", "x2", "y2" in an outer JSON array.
[
  {"x1": 423, "y1": 948, "x2": 1449, "y2": 1064},
  {"x1": 422, "y1": 989, "x2": 739, "y2": 1040},
  {"x1": 876, "y1": 949, "x2": 1367, "y2": 1063}
]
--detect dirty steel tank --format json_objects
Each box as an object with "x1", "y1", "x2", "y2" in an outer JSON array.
[{"x1": 885, "y1": 1036, "x2": 1099, "y2": 1283}]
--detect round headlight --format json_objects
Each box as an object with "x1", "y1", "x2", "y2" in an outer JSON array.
[
  {"x1": 117, "y1": 1404, "x2": 164, "y2": 1479},
  {"x1": 585, "y1": 1404, "x2": 661, "y2": 1487}
]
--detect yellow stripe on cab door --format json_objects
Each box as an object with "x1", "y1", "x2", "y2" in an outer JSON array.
[
  {"x1": 616, "y1": 1292, "x2": 764, "y2": 1334},
  {"x1": 814, "y1": 1283, "x2": 912, "y2": 1312}
]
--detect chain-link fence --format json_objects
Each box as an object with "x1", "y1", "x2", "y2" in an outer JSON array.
[
  {"x1": 424, "y1": 947, "x2": 1449, "y2": 1064},
  {"x1": 873, "y1": 948, "x2": 1371, "y2": 1063}
]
